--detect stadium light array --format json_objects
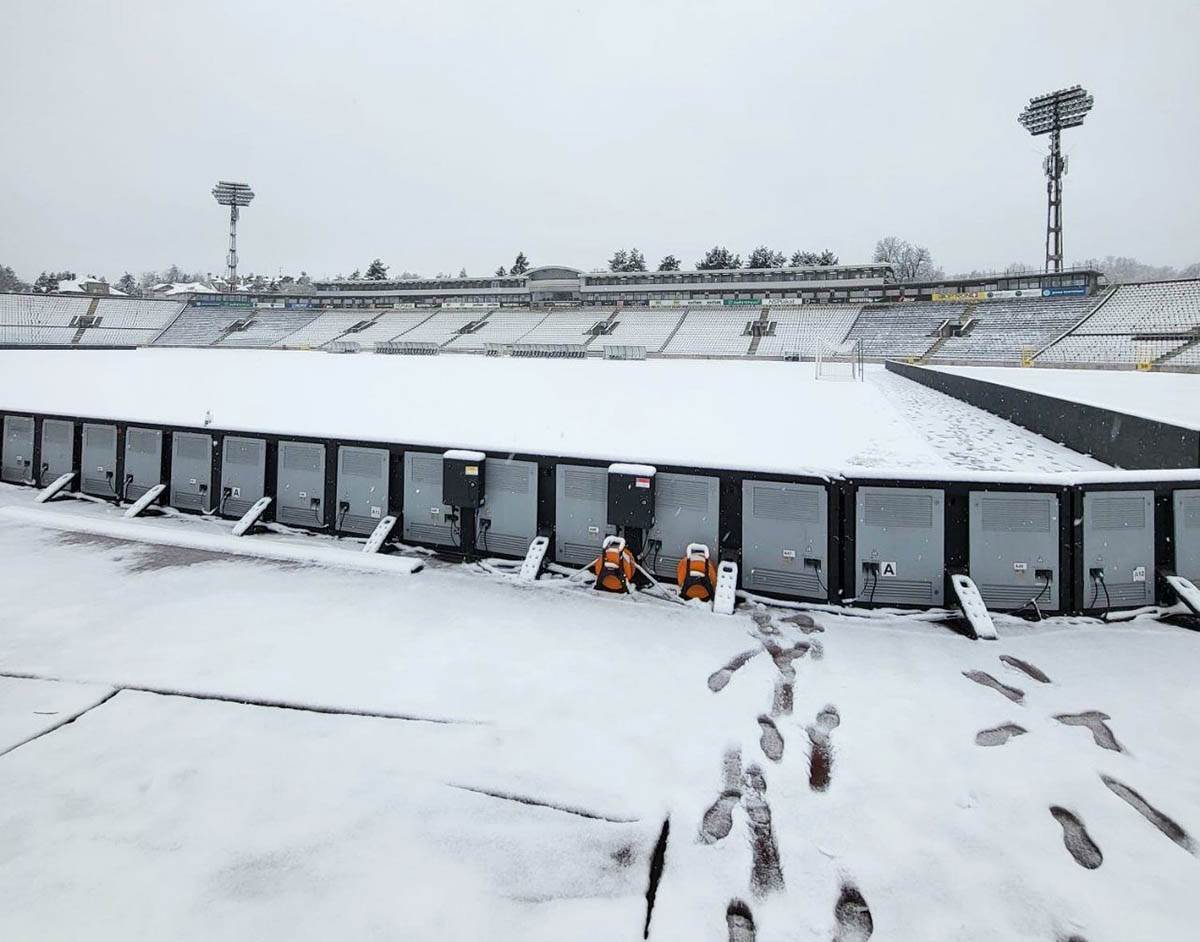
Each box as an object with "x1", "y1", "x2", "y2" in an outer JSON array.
[
  {"x1": 1018, "y1": 86, "x2": 1094, "y2": 273},
  {"x1": 212, "y1": 181, "x2": 255, "y2": 290}
]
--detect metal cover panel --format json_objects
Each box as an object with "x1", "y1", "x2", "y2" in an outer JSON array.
[
  {"x1": 555, "y1": 464, "x2": 610, "y2": 566},
  {"x1": 337, "y1": 446, "x2": 389, "y2": 535},
  {"x1": 968, "y1": 491, "x2": 1060, "y2": 611},
  {"x1": 276, "y1": 441, "x2": 326, "y2": 527},
  {"x1": 646, "y1": 472, "x2": 720, "y2": 579},
  {"x1": 123, "y1": 427, "x2": 163, "y2": 501},
  {"x1": 219, "y1": 435, "x2": 265, "y2": 518},
  {"x1": 81, "y1": 423, "x2": 118, "y2": 498},
  {"x1": 741, "y1": 479, "x2": 827, "y2": 600},
  {"x1": 478, "y1": 458, "x2": 537, "y2": 558},
  {"x1": 1172, "y1": 489, "x2": 1200, "y2": 583},
  {"x1": 39, "y1": 419, "x2": 75, "y2": 484},
  {"x1": 171, "y1": 432, "x2": 212, "y2": 512},
  {"x1": 855, "y1": 485, "x2": 944, "y2": 606},
  {"x1": 1081, "y1": 490, "x2": 1154, "y2": 609},
  {"x1": 402, "y1": 451, "x2": 454, "y2": 547},
  {"x1": 1, "y1": 415, "x2": 35, "y2": 484}
]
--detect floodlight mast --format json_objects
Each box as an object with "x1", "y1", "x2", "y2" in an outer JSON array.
[
  {"x1": 211, "y1": 181, "x2": 255, "y2": 291},
  {"x1": 1018, "y1": 86, "x2": 1093, "y2": 273}
]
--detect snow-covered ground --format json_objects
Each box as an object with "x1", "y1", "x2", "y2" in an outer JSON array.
[
  {"x1": 0, "y1": 349, "x2": 1110, "y2": 475},
  {"x1": 1, "y1": 482, "x2": 1197, "y2": 941},
  {"x1": 869, "y1": 370, "x2": 1108, "y2": 472},
  {"x1": 934, "y1": 365, "x2": 1200, "y2": 431}
]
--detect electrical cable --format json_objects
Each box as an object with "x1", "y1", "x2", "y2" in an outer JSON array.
[
  {"x1": 867, "y1": 567, "x2": 878, "y2": 604},
  {"x1": 806, "y1": 559, "x2": 827, "y2": 596},
  {"x1": 1016, "y1": 573, "x2": 1052, "y2": 620}
]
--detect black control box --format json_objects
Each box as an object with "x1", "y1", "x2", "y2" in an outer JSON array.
[
  {"x1": 442, "y1": 450, "x2": 485, "y2": 508},
  {"x1": 607, "y1": 464, "x2": 655, "y2": 529}
]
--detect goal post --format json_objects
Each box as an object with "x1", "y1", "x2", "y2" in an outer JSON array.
[{"x1": 814, "y1": 338, "x2": 864, "y2": 381}]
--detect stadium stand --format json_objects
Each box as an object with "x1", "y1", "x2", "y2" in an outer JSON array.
[
  {"x1": 602, "y1": 308, "x2": 686, "y2": 353},
  {"x1": 661, "y1": 307, "x2": 753, "y2": 356},
  {"x1": 1037, "y1": 281, "x2": 1200, "y2": 367},
  {"x1": 932, "y1": 297, "x2": 1095, "y2": 363},
  {"x1": 442, "y1": 309, "x2": 547, "y2": 349},
  {"x1": 154, "y1": 306, "x2": 255, "y2": 346},
  {"x1": 392, "y1": 308, "x2": 481, "y2": 346},
  {"x1": 326, "y1": 310, "x2": 437, "y2": 347},
  {"x1": 506, "y1": 309, "x2": 610, "y2": 346},
  {"x1": 215, "y1": 310, "x2": 321, "y2": 347},
  {"x1": 272, "y1": 310, "x2": 369, "y2": 348},
  {"x1": 754, "y1": 304, "x2": 861, "y2": 357},
  {"x1": 3, "y1": 282, "x2": 1200, "y2": 370},
  {"x1": 91, "y1": 298, "x2": 183, "y2": 330},
  {"x1": 842, "y1": 302, "x2": 958, "y2": 359}
]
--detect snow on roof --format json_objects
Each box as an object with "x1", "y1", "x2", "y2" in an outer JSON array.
[
  {"x1": 153, "y1": 282, "x2": 219, "y2": 296},
  {"x1": 55, "y1": 277, "x2": 127, "y2": 297}
]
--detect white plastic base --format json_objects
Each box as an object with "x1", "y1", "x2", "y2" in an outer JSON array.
[
  {"x1": 123, "y1": 483, "x2": 166, "y2": 518},
  {"x1": 1165, "y1": 574, "x2": 1200, "y2": 616},
  {"x1": 714, "y1": 560, "x2": 738, "y2": 615},
  {"x1": 519, "y1": 535, "x2": 550, "y2": 581},
  {"x1": 232, "y1": 496, "x2": 272, "y2": 537},
  {"x1": 35, "y1": 472, "x2": 76, "y2": 504},
  {"x1": 363, "y1": 515, "x2": 398, "y2": 554},
  {"x1": 950, "y1": 573, "x2": 997, "y2": 640}
]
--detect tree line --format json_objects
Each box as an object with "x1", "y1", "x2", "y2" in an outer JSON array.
[{"x1": 4, "y1": 242, "x2": 1198, "y2": 296}]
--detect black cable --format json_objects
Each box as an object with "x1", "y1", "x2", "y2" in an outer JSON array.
[
  {"x1": 480, "y1": 518, "x2": 490, "y2": 554},
  {"x1": 867, "y1": 567, "x2": 878, "y2": 604},
  {"x1": 806, "y1": 559, "x2": 827, "y2": 595},
  {"x1": 336, "y1": 503, "x2": 349, "y2": 534},
  {"x1": 1015, "y1": 574, "x2": 1051, "y2": 620}
]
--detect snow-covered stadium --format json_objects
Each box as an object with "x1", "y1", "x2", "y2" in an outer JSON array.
[{"x1": 2, "y1": 263, "x2": 1199, "y2": 939}]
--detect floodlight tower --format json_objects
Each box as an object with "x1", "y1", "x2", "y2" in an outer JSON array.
[
  {"x1": 211, "y1": 181, "x2": 255, "y2": 290},
  {"x1": 1018, "y1": 86, "x2": 1094, "y2": 273}
]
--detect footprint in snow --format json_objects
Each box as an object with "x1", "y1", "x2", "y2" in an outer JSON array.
[
  {"x1": 1050, "y1": 806, "x2": 1103, "y2": 869},
  {"x1": 757, "y1": 715, "x2": 784, "y2": 762},
  {"x1": 726, "y1": 899, "x2": 756, "y2": 942},
  {"x1": 975, "y1": 723, "x2": 1028, "y2": 747},
  {"x1": 833, "y1": 882, "x2": 874, "y2": 941},
  {"x1": 700, "y1": 790, "x2": 741, "y2": 844},
  {"x1": 708, "y1": 649, "x2": 759, "y2": 693},
  {"x1": 999, "y1": 654, "x2": 1051, "y2": 684},
  {"x1": 962, "y1": 670, "x2": 1024, "y2": 703},
  {"x1": 1054, "y1": 711, "x2": 1123, "y2": 753}
]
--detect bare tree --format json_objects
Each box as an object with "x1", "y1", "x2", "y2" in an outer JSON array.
[{"x1": 873, "y1": 236, "x2": 943, "y2": 281}]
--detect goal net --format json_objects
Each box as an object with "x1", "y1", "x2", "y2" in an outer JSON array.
[{"x1": 814, "y1": 338, "x2": 864, "y2": 381}]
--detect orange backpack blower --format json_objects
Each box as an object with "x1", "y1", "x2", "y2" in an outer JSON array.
[
  {"x1": 593, "y1": 535, "x2": 636, "y2": 593},
  {"x1": 677, "y1": 543, "x2": 718, "y2": 601}
]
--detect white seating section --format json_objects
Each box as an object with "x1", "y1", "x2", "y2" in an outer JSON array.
[
  {"x1": 602, "y1": 309, "x2": 684, "y2": 352},
  {"x1": 273, "y1": 311, "x2": 374, "y2": 348},
  {"x1": 510, "y1": 309, "x2": 608, "y2": 346},
  {"x1": 661, "y1": 308, "x2": 753, "y2": 356},
  {"x1": 0, "y1": 294, "x2": 182, "y2": 345},
  {"x1": 443, "y1": 309, "x2": 546, "y2": 349},
  {"x1": 154, "y1": 307, "x2": 253, "y2": 346},
  {"x1": 842, "y1": 303, "x2": 955, "y2": 359},
  {"x1": 1038, "y1": 282, "x2": 1200, "y2": 367},
  {"x1": 755, "y1": 304, "x2": 861, "y2": 356},
  {"x1": 932, "y1": 298, "x2": 1094, "y2": 363},
  {"x1": 1, "y1": 284, "x2": 1198, "y2": 371},
  {"x1": 215, "y1": 311, "x2": 321, "y2": 347}
]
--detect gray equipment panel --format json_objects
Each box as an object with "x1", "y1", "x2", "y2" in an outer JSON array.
[
  {"x1": 855, "y1": 486, "x2": 944, "y2": 606},
  {"x1": 741, "y1": 479, "x2": 828, "y2": 600},
  {"x1": 220, "y1": 436, "x2": 266, "y2": 518},
  {"x1": 402, "y1": 451, "x2": 455, "y2": 547},
  {"x1": 1176, "y1": 489, "x2": 1200, "y2": 583},
  {"x1": 40, "y1": 419, "x2": 75, "y2": 485},
  {"x1": 2, "y1": 415, "x2": 35, "y2": 484},
  {"x1": 478, "y1": 458, "x2": 538, "y2": 558},
  {"x1": 1081, "y1": 490, "x2": 1155, "y2": 609},
  {"x1": 336, "y1": 446, "x2": 389, "y2": 535},
  {"x1": 276, "y1": 440, "x2": 327, "y2": 527},
  {"x1": 647, "y1": 472, "x2": 720, "y2": 580},
  {"x1": 81, "y1": 423, "x2": 119, "y2": 498},
  {"x1": 554, "y1": 464, "x2": 612, "y2": 566},
  {"x1": 968, "y1": 491, "x2": 1060, "y2": 611},
  {"x1": 171, "y1": 432, "x2": 213, "y2": 512},
  {"x1": 123, "y1": 427, "x2": 163, "y2": 501}
]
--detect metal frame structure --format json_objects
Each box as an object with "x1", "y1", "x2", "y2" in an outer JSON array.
[
  {"x1": 211, "y1": 181, "x2": 255, "y2": 291},
  {"x1": 1018, "y1": 86, "x2": 1094, "y2": 274}
]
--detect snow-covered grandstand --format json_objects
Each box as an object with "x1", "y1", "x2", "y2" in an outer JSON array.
[{"x1": 2, "y1": 280, "x2": 1198, "y2": 370}]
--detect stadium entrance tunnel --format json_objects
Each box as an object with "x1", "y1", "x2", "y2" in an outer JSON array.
[{"x1": 3, "y1": 407, "x2": 1200, "y2": 616}]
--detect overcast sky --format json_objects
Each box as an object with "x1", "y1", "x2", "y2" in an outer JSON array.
[{"x1": 2, "y1": 0, "x2": 1197, "y2": 281}]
